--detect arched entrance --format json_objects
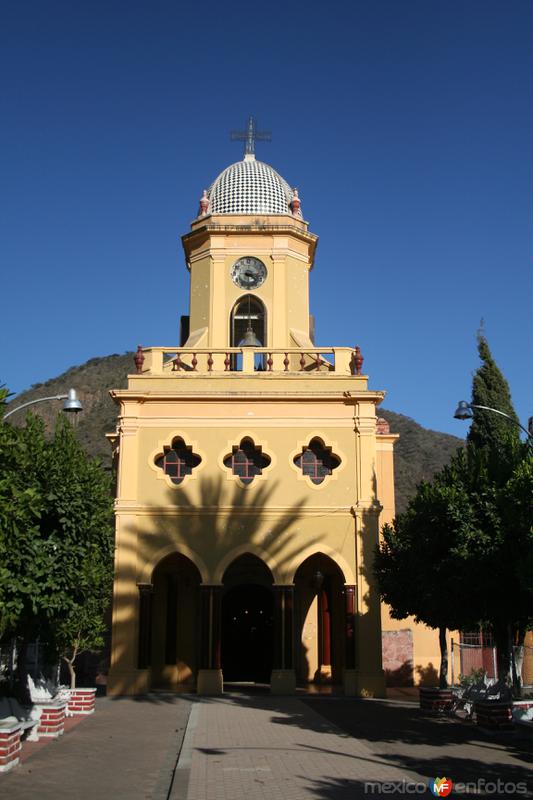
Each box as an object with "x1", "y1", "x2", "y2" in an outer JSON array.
[
  {"x1": 150, "y1": 553, "x2": 201, "y2": 690},
  {"x1": 294, "y1": 553, "x2": 346, "y2": 685},
  {"x1": 222, "y1": 584, "x2": 273, "y2": 681},
  {"x1": 221, "y1": 554, "x2": 274, "y2": 683}
]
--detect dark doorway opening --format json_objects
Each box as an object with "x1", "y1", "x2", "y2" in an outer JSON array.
[{"x1": 222, "y1": 584, "x2": 273, "y2": 682}]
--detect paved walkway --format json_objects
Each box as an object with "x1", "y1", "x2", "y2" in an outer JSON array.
[
  {"x1": 1, "y1": 694, "x2": 191, "y2": 800},
  {"x1": 1, "y1": 692, "x2": 532, "y2": 799},
  {"x1": 183, "y1": 695, "x2": 414, "y2": 800},
  {"x1": 183, "y1": 694, "x2": 533, "y2": 799}
]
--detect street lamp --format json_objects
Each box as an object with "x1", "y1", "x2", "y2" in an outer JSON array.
[
  {"x1": 453, "y1": 401, "x2": 533, "y2": 442},
  {"x1": 4, "y1": 389, "x2": 83, "y2": 420}
]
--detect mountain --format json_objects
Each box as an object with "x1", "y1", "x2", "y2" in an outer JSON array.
[{"x1": 6, "y1": 353, "x2": 462, "y2": 513}]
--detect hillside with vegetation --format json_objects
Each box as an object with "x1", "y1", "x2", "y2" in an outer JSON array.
[{"x1": 6, "y1": 353, "x2": 462, "y2": 512}]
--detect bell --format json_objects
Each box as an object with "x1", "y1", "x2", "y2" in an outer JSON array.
[
  {"x1": 62, "y1": 388, "x2": 83, "y2": 414},
  {"x1": 239, "y1": 324, "x2": 262, "y2": 348}
]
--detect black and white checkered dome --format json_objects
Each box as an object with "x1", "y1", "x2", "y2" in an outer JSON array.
[{"x1": 207, "y1": 157, "x2": 299, "y2": 216}]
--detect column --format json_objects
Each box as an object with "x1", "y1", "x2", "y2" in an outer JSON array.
[
  {"x1": 343, "y1": 583, "x2": 358, "y2": 695},
  {"x1": 137, "y1": 583, "x2": 154, "y2": 670},
  {"x1": 271, "y1": 585, "x2": 296, "y2": 694},
  {"x1": 197, "y1": 585, "x2": 223, "y2": 694},
  {"x1": 165, "y1": 574, "x2": 178, "y2": 665},
  {"x1": 321, "y1": 588, "x2": 332, "y2": 670},
  {"x1": 344, "y1": 585, "x2": 356, "y2": 669}
]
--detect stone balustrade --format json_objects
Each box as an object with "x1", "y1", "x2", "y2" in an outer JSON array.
[{"x1": 134, "y1": 346, "x2": 364, "y2": 376}]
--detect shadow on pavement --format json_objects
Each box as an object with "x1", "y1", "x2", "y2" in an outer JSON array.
[{"x1": 189, "y1": 691, "x2": 533, "y2": 798}]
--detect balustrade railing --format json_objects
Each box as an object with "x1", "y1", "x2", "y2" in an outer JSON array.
[{"x1": 133, "y1": 346, "x2": 364, "y2": 376}]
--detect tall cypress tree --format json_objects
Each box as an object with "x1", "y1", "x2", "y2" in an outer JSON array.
[
  {"x1": 465, "y1": 332, "x2": 529, "y2": 687},
  {"x1": 468, "y1": 332, "x2": 520, "y2": 455}
]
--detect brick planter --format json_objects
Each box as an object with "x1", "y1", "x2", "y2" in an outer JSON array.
[
  {"x1": 419, "y1": 686, "x2": 453, "y2": 712},
  {"x1": 474, "y1": 700, "x2": 513, "y2": 730},
  {"x1": 0, "y1": 723, "x2": 22, "y2": 773},
  {"x1": 34, "y1": 700, "x2": 67, "y2": 739},
  {"x1": 66, "y1": 688, "x2": 97, "y2": 716}
]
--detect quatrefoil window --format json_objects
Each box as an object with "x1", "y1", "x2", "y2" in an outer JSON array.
[
  {"x1": 294, "y1": 438, "x2": 340, "y2": 485},
  {"x1": 223, "y1": 437, "x2": 271, "y2": 485},
  {"x1": 155, "y1": 437, "x2": 201, "y2": 485}
]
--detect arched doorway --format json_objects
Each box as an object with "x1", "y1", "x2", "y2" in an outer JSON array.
[
  {"x1": 151, "y1": 553, "x2": 201, "y2": 690},
  {"x1": 294, "y1": 553, "x2": 346, "y2": 685},
  {"x1": 221, "y1": 554, "x2": 274, "y2": 683},
  {"x1": 222, "y1": 585, "x2": 273, "y2": 681}
]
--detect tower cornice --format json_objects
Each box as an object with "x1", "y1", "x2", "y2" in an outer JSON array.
[{"x1": 182, "y1": 218, "x2": 318, "y2": 271}]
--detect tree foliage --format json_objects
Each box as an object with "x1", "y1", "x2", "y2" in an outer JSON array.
[
  {"x1": 375, "y1": 334, "x2": 532, "y2": 691},
  {"x1": 0, "y1": 392, "x2": 114, "y2": 695},
  {"x1": 468, "y1": 332, "x2": 520, "y2": 454},
  {"x1": 375, "y1": 454, "x2": 483, "y2": 687},
  {"x1": 464, "y1": 334, "x2": 532, "y2": 683}
]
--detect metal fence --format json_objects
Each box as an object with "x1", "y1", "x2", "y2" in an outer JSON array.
[
  {"x1": 451, "y1": 639, "x2": 533, "y2": 687},
  {"x1": 451, "y1": 638, "x2": 497, "y2": 685}
]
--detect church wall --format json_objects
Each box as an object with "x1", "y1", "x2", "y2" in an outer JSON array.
[{"x1": 189, "y1": 257, "x2": 211, "y2": 333}]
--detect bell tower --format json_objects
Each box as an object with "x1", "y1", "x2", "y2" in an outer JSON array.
[{"x1": 182, "y1": 122, "x2": 317, "y2": 352}]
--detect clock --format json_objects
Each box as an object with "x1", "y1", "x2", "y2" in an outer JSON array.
[{"x1": 231, "y1": 257, "x2": 267, "y2": 289}]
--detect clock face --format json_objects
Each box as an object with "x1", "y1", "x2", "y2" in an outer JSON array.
[{"x1": 231, "y1": 257, "x2": 267, "y2": 289}]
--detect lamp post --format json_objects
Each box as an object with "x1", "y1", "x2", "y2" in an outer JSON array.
[
  {"x1": 5, "y1": 389, "x2": 83, "y2": 420},
  {"x1": 453, "y1": 401, "x2": 533, "y2": 442}
]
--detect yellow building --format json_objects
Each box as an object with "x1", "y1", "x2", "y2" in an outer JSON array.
[{"x1": 107, "y1": 125, "x2": 440, "y2": 697}]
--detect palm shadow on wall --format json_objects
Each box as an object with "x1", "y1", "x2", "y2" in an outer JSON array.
[
  {"x1": 113, "y1": 474, "x2": 326, "y2": 689},
  {"x1": 158, "y1": 473, "x2": 313, "y2": 582}
]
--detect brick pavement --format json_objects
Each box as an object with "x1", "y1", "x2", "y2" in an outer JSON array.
[
  {"x1": 0, "y1": 694, "x2": 191, "y2": 800},
  {"x1": 1, "y1": 691, "x2": 532, "y2": 799},
  {"x1": 182, "y1": 694, "x2": 418, "y2": 800}
]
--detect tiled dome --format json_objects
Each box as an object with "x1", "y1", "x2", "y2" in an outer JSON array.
[{"x1": 206, "y1": 156, "x2": 300, "y2": 216}]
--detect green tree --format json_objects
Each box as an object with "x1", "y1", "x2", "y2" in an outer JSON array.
[
  {"x1": 0, "y1": 401, "x2": 50, "y2": 699},
  {"x1": 375, "y1": 456, "x2": 482, "y2": 688},
  {"x1": 44, "y1": 418, "x2": 114, "y2": 688},
  {"x1": 0, "y1": 399, "x2": 114, "y2": 700},
  {"x1": 464, "y1": 333, "x2": 531, "y2": 687},
  {"x1": 52, "y1": 560, "x2": 112, "y2": 689},
  {"x1": 467, "y1": 332, "x2": 520, "y2": 460}
]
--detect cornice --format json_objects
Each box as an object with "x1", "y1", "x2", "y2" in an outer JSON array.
[
  {"x1": 114, "y1": 502, "x2": 355, "y2": 517},
  {"x1": 110, "y1": 389, "x2": 383, "y2": 404}
]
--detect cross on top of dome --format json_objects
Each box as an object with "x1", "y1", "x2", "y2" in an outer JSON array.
[
  {"x1": 230, "y1": 116, "x2": 271, "y2": 160},
  {"x1": 196, "y1": 118, "x2": 302, "y2": 218}
]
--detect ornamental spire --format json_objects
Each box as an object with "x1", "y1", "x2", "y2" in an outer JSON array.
[{"x1": 230, "y1": 116, "x2": 271, "y2": 160}]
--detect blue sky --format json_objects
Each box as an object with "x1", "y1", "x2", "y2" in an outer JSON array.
[{"x1": 2, "y1": 0, "x2": 532, "y2": 437}]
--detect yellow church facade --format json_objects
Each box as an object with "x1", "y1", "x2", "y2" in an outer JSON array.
[{"x1": 107, "y1": 129, "x2": 444, "y2": 697}]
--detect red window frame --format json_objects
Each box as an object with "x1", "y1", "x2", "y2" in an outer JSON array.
[
  {"x1": 224, "y1": 438, "x2": 270, "y2": 485},
  {"x1": 295, "y1": 439, "x2": 340, "y2": 485}
]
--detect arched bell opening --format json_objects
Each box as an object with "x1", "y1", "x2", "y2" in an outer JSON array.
[
  {"x1": 230, "y1": 295, "x2": 267, "y2": 370},
  {"x1": 150, "y1": 553, "x2": 201, "y2": 690},
  {"x1": 294, "y1": 553, "x2": 346, "y2": 686},
  {"x1": 221, "y1": 554, "x2": 274, "y2": 683}
]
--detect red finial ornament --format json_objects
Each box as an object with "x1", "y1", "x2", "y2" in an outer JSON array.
[
  {"x1": 351, "y1": 346, "x2": 364, "y2": 376},
  {"x1": 199, "y1": 189, "x2": 209, "y2": 217},
  {"x1": 290, "y1": 188, "x2": 301, "y2": 217},
  {"x1": 134, "y1": 345, "x2": 145, "y2": 374}
]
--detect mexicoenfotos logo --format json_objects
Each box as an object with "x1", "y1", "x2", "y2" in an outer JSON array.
[{"x1": 429, "y1": 777, "x2": 453, "y2": 797}]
